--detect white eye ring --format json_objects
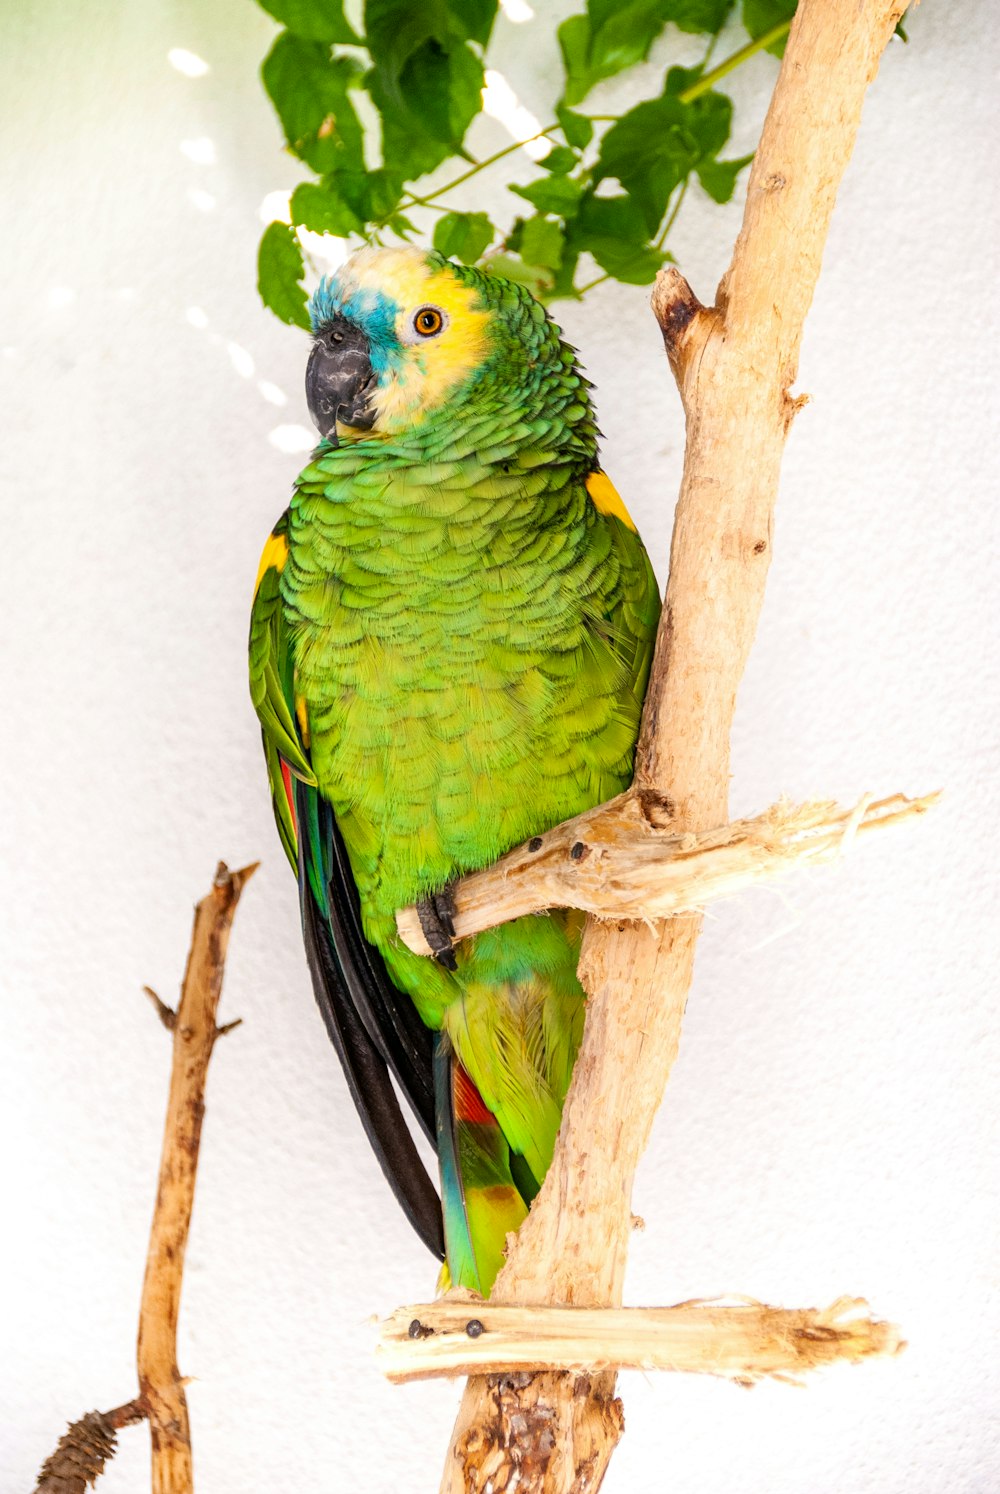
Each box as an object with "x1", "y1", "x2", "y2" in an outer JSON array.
[{"x1": 412, "y1": 305, "x2": 448, "y2": 338}]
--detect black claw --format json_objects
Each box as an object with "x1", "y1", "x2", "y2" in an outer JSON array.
[
  {"x1": 434, "y1": 885, "x2": 457, "y2": 939},
  {"x1": 416, "y1": 888, "x2": 459, "y2": 970}
]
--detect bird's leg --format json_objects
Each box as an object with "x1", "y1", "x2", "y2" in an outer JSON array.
[{"x1": 416, "y1": 886, "x2": 458, "y2": 971}]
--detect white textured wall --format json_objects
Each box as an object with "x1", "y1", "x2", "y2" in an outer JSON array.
[{"x1": 3, "y1": 2, "x2": 998, "y2": 1490}]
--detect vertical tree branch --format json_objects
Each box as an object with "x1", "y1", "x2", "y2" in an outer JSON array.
[
  {"x1": 441, "y1": 1, "x2": 911, "y2": 1488},
  {"x1": 136, "y1": 862, "x2": 255, "y2": 1494},
  {"x1": 32, "y1": 863, "x2": 254, "y2": 1494}
]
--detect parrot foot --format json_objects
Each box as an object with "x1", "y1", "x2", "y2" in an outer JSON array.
[{"x1": 416, "y1": 887, "x2": 458, "y2": 971}]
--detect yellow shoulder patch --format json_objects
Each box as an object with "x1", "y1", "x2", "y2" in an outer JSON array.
[
  {"x1": 254, "y1": 529, "x2": 289, "y2": 594},
  {"x1": 586, "y1": 470, "x2": 637, "y2": 532},
  {"x1": 295, "y1": 695, "x2": 311, "y2": 748}
]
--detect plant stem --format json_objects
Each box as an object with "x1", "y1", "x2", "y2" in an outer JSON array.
[
  {"x1": 585, "y1": 20, "x2": 787, "y2": 125},
  {"x1": 679, "y1": 20, "x2": 792, "y2": 102},
  {"x1": 656, "y1": 178, "x2": 689, "y2": 249},
  {"x1": 405, "y1": 127, "x2": 559, "y2": 209},
  {"x1": 372, "y1": 21, "x2": 789, "y2": 252}
]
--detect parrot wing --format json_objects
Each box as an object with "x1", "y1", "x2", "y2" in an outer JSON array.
[{"x1": 250, "y1": 512, "x2": 444, "y2": 1260}]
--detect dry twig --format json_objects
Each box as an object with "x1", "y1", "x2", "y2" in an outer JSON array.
[{"x1": 32, "y1": 862, "x2": 255, "y2": 1494}]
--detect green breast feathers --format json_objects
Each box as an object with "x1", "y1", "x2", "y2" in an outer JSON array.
[{"x1": 249, "y1": 246, "x2": 659, "y2": 1295}]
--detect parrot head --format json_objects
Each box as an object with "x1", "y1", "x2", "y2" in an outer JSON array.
[{"x1": 305, "y1": 246, "x2": 589, "y2": 445}]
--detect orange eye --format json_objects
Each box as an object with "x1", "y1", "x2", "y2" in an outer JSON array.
[{"x1": 413, "y1": 306, "x2": 444, "y2": 337}]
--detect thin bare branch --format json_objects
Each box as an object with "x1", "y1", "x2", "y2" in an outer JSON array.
[{"x1": 136, "y1": 861, "x2": 256, "y2": 1494}]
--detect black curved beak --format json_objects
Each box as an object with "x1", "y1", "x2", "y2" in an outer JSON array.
[{"x1": 306, "y1": 316, "x2": 376, "y2": 443}]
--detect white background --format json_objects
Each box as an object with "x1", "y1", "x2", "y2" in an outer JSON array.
[{"x1": 3, "y1": 2, "x2": 998, "y2": 1490}]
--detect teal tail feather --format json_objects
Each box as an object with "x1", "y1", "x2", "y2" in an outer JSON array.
[{"x1": 433, "y1": 1035, "x2": 529, "y2": 1295}]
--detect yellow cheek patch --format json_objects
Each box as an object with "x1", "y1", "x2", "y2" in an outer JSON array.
[
  {"x1": 254, "y1": 529, "x2": 289, "y2": 593},
  {"x1": 350, "y1": 249, "x2": 491, "y2": 432},
  {"x1": 586, "y1": 471, "x2": 637, "y2": 532}
]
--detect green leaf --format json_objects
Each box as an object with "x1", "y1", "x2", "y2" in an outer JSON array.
[
  {"x1": 388, "y1": 211, "x2": 418, "y2": 237},
  {"x1": 556, "y1": 103, "x2": 593, "y2": 150},
  {"x1": 557, "y1": 15, "x2": 593, "y2": 108},
  {"x1": 661, "y1": 0, "x2": 734, "y2": 34},
  {"x1": 364, "y1": 0, "x2": 496, "y2": 179},
  {"x1": 258, "y1": 222, "x2": 311, "y2": 329},
  {"x1": 595, "y1": 75, "x2": 732, "y2": 233},
  {"x1": 559, "y1": 0, "x2": 724, "y2": 106},
  {"x1": 365, "y1": 168, "x2": 405, "y2": 220},
  {"x1": 256, "y1": 0, "x2": 359, "y2": 44},
  {"x1": 586, "y1": 0, "x2": 673, "y2": 82},
  {"x1": 742, "y1": 0, "x2": 796, "y2": 55},
  {"x1": 367, "y1": 72, "x2": 450, "y2": 180},
  {"x1": 365, "y1": 0, "x2": 498, "y2": 76},
  {"x1": 262, "y1": 34, "x2": 364, "y2": 173},
  {"x1": 696, "y1": 151, "x2": 753, "y2": 203},
  {"x1": 569, "y1": 192, "x2": 665, "y2": 284},
  {"x1": 291, "y1": 166, "x2": 405, "y2": 234},
  {"x1": 433, "y1": 210, "x2": 495, "y2": 263},
  {"x1": 449, "y1": 0, "x2": 498, "y2": 46},
  {"x1": 520, "y1": 216, "x2": 565, "y2": 271},
  {"x1": 559, "y1": 0, "x2": 738, "y2": 106},
  {"x1": 291, "y1": 180, "x2": 364, "y2": 236},
  {"x1": 546, "y1": 246, "x2": 582, "y2": 301},
  {"x1": 510, "y1": 174, "x2": 585, "y2": 215},
  {"x1": 401, "y1": 38, "x2": 483, "y2": 151},
  {"x1": 540, "y1": 146, "x2": 578, "y2": 176}
]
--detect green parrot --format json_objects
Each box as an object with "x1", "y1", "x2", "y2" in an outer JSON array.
[{"x1": 250, "y1": 246, "x2": 659, "y2": 1295}]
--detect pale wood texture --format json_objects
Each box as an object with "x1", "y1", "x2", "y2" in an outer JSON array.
[
  {"x1": 136, "y1": 863, "x2": 254, "y2": 1494},
  {"x1": 379, "y1": 1298, "x2": 902, "y2": 1383},
  {"x1": 396, "y1": 791, "x2": 937, "y2": 954},
  {"x1": 440, "y1": 1, "x2": 911, "y2": 1489}
]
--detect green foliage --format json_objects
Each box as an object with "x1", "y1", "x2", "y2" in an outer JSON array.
[
  {"x1": 258, "y1": 221, "x2": 312, "y2": 328},
  {"x1": 595, "y1": 68, "x2": 733, "y2": 234},
  {"x1": 433, "y1": 210, "x2": 495, "y2": 263},
  {"x1": 262, "y1": 35, "x2": 363, "y2": 173},
  {"x1": 256, "y1": 0, "x2": 358, "y2": 44},
  {"x1": 741, "y1": 0, "x2": 797, "y2": 56},
  {"x1": 558, "y1": 0, "x2": 735, "y2": 107},
  {"x1": 251, "y1": 0, "x2": 802, "y2": 320}
]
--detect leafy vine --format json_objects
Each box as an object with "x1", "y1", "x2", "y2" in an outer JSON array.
[{"x1": 253, "y1": 0, "x2": 807, "y2": 325}]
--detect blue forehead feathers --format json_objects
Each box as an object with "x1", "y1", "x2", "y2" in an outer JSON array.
[
  {"x1": 308, "y1": 277, "x2": 403, "y2": 378},
  {"x1": 309, "y1": 278, "x2": 399, "y2": 338}
]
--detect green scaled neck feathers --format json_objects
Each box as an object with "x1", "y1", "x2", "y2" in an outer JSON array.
[{"x1": 305, "y1": 246, "x2": 599, "y2": 467}]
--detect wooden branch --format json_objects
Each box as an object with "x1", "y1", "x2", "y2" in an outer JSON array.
[
  {"x1": 397, "y1": 790, "x2": 937, "y2": 954},
  {"x1": 379, "y1": 1298, "x2": 903, "y2": 1384},
  {"x1": 137, "y1": 861, "x2": 255, "y2": 1494},
  {"x1": 440, "y1": 2, "x2": 912, "y2": 1489},
  {"x1": 32, "y1": 862, "x2": 254, "y2": 1494}
]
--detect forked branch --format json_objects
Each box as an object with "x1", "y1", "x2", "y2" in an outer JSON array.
[
  {"x1": 32, "y1": 863, "x2": 255, "y2": 1494},
  {"x1": 438, "y1": 2, "x2": 913, "y2": 1490}
]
